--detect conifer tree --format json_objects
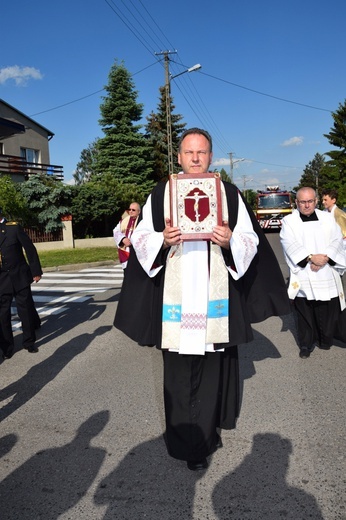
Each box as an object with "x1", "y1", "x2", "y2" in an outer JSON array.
[
  {"x1": 74, "y1": 140, "x2": 99, "y2": 185},
  {"x1": 145, "y1": 86, "x2": 186, "y2": 182},
  {"x1": 94, "y1": 60, "x2": 154, "y2": 195},
  {"x1": 294, "y1": 153, "x2": 326, "y2": 195}
]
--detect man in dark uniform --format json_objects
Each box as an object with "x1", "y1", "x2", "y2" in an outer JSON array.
[{"x1": 0, "y1": 208, "x2": 42, "y2": 359}]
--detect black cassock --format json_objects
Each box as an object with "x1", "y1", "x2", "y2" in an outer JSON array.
[{"x1": 114, "y1": 181, "x2": 291, "y2": 461}]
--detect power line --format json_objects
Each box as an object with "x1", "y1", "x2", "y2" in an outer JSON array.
[
  {"x1": 30, "y1": 89, "x2": 105, "y2": 116},
  {"x1": 29, "y1": 62, "x2": 159, "y2": 117},
  {"x1": 29, "y1": 0, "x2": 331, "y2": 177},
  {"x1": 244, "y1": 158, "x2": 304, "y2": 169},
  {"x1": 104, "y1": 0, "x2": 158, "y2": 56},
  {"x1": 200, "y1": 71, "x2": 332, "y2": 113}
]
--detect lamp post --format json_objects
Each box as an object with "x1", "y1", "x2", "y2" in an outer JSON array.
[
  {"x1": 228, "y1": 153, "x2": 245, "y2": 184},
  {"x1": 242, "y1": 175, "x2": 253, "y2": 202},
  {"x1": 160, "y1": 52, "x2": 201, "y2": 176}
]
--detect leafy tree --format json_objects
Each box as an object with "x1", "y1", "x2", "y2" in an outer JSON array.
[
  {"x1": 69, "y1": 175, "x2": 145, "y2": 238},
  {"x1": 323, "y1": 100, "x2": 346, "y2": 206},
  {"x1": 246, "y1": 189, "x2": 257, "y2": 209},
  {"x1": 0, "y1": 175, "x2": 27, "y2": 220},
  {"x1": 219, "y1": 167, "x2": 231, "y2": 183},
  {"x1": 145, "y1": 86, "x2": 186, "y2": 181},
  {"x1": 18, "y1": 175, "x2": 71, "y2": 232},
  {"x1": 74, "y1": 139, "x2": 99, "y2": 185},
  {"x1": 94, "y1": 60, "x2": 154, "y2": 197}
]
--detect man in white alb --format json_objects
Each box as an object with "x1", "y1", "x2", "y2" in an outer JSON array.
[{"x1": 280, "y1": 187, "x2": 346, "y2": 359}]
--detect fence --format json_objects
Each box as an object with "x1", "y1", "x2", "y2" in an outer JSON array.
[{"x1": 24, "y1": 227, "x2": 63, "y2": 243}]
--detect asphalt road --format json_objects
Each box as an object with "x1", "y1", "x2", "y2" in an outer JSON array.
[{"x1": 0, "y1": 233, "x2": 345, "y2": 520}]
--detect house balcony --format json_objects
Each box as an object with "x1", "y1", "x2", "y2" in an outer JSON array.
[{"x1": 0, "y1": 154, "x2": 64, "y2": 181}]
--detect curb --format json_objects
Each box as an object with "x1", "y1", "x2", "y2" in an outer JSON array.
[{"x1": 42, "y1": 260, "x2": 117, "y2": 273}]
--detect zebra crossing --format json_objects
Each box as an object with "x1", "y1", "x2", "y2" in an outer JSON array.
[
  {"x1": 33, "y1": 265, "x2": 124, "y2": 293},
  {"x1": 11, "y1": 265, "x2": 124, "y2": 329}
]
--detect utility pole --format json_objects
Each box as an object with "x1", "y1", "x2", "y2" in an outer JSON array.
[
  {"x1": 229, "y1": 152, "x2": 233, "y2": 183},
  {"x1": 242, "y1": 175, "x2": 253, "y2": 202},
  {"x1": 156, "y1": 51, "x2": 201, "y2": 176},
  {"x1": 155, "y1": 50, "x2": 177, "y2": 177},
  {"x1": 228, "y1": 153, "x2": 245, "y2": 184}
]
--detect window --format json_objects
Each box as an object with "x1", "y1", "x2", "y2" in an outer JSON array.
[{"x1": 20, "y1": 147, "x2": 40, "y2": 164}]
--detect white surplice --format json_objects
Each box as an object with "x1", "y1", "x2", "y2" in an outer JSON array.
[
  {"x1": 131, "y1": 186, "x2": 259, "y2": 354},
  {"x1": 280, "y1": 209, "x2": 346, "y2": 309}
]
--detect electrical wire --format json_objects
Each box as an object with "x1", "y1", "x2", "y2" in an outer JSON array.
[
  {"x1": 31, "y1": 0, "x2": 331, "y2": 174},
  {"x1": 200, "y1": 71, "x2": 332, "y2": 113}
]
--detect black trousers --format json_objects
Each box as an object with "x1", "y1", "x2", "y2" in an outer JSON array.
[
  {"x1": 162, "y1": 346, "x2": 239, "y2": 462},
  {"x1": 294, "y1": 296, "x2": 342, "y2": 349},
  {"x1": 0, "y1": 285, "x2": 40, "y2": 353}
]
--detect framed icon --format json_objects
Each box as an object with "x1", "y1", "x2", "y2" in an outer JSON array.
[{"x1": 169, "y1": 172, "x2": 223, "y2": 240}]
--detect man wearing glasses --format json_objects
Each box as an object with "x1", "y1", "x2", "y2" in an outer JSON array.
[
  {"x1": 280, "y1": 187, "x2": 346, "y2": 359},
  {"x1": 321, "y1": 188, "x2": 346, "y2": 251},
  {"x1": 113, "y1": 202, "x2": 141, "y2": 269}
]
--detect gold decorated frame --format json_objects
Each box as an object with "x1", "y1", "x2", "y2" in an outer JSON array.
[{"x1": 169, "y1": 172, "x2": 222, "y2": 240}]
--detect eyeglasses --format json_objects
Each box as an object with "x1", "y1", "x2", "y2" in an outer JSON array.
[
  {"x1": 297, "y1": 199, "x2": 316, "y2": 205},
  {"x1": 128, "y1": 208, "x2": 137, "y2": 211}
]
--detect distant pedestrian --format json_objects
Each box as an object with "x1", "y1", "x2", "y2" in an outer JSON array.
[
  {"x1": 113, "y1": 202, "x2": 141, "y2": 269},
  {"x1": 0, "y1": 208, "x2": 42, "y2": 359},
  {"x1": 280, "y1": 187, "x2": 346, "y2": 359},
  {"x1": 322, "y1": 188, "x2": 346, "y2": 250}
]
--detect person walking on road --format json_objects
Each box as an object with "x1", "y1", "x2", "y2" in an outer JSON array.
[
  {"x1": 0, "y1": 209, "x2": 42, "y2": 359},
  {"x1": 114, "y1": 128, "x2": 290, "y2": 471},
  {"x1": 280, "y1": 187, "x2": 346, "y2": 359},
  {"x1": 113, "y1": 202, "x2": 141, "y2": 269},
  {"x1": 322, "y1": 188, "x2": 346, "y2": 250}
]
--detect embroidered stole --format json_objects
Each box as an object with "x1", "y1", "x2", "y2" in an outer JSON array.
[
  {"x1": 118, "y1": 216, "x2": 138, "y2": 263},
  {"x1": 162, "y1": 183, "x2": 229, "y2": 353}
]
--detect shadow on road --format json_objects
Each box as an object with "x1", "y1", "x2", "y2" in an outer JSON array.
[
  {"x1": 212, "y1": 432, "x2": 325, "y2": 519},
  {"x1": 0, "y1": 411, "x2": 109, "y2": 520},
  {"x1": 0, "y1": 325, "x2": 111, "y2": 421}
]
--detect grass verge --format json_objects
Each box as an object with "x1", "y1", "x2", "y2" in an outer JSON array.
[{"x1": 38, "y1": 247, "x2": 118, "y2": 268}]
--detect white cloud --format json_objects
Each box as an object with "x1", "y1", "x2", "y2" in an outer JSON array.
[
  {"x1": 64, "y1": 178, "x2": 76, "y2": 186},
  {"x1": 280, "y1": 136, "x2": 304, "y2": 147},
  {"x1": 213, "y1": 157, "x2": 250, "y2": 168},
  {"x1": 0, "y1": 65, "x2": 43, "y2": 86},
  {"x1": 212, "y1": 157, "x2": 229, "y2": 167}
]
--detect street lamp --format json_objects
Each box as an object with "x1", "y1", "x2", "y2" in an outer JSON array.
[
  {"x1": 163, "y1": 54, "x2": 201, "y2": 175},
  {"x1": 228, "y1": 153, "x2": 245, "y2": 183}
]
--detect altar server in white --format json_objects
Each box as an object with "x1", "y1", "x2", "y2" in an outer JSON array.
[{"x1": 280, "y1": 187, "x2": 346, "y2": 359}]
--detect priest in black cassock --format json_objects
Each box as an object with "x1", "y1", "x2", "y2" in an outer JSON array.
[{"x1": 114, "y1": 128, "x2": 291, "y2": 470}]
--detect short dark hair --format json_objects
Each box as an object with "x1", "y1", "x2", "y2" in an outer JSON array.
[
  {"x1": 178, "y1": 128, "x2": 213, "y2": 152},
  {"x1": 321, "y1": 188, "x2": 338, "y2": 201}
]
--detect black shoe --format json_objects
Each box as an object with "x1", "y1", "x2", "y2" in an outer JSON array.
[
  {"x1": 27, "y1": 346, "x2": 39, "y2": 353},
  {"x1": 318, "y1": 344, "x2": 331, "y2": 350},
  {"x1": 3, "y1": 346, "x2": 14, "y2": 359},
  {"x1": 216, "y1": 434, "x2": 223, "y2": 449},
  {"x1": 299, "y1": 347, "x2": 310, "y2": 359},
  {"x1": 187, "y1": 459, "x2": 208, "y2": 471}
]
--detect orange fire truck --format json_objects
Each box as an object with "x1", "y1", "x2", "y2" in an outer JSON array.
[{"x1": 255, "y1": 186, "x2": 293, "y2": 230}]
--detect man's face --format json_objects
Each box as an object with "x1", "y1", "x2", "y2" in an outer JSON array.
[
  {"x1": 128, "y1": 204, "x2": 140, "y2": 217},
  {"x1": 178, "y1": 134, "x2": 212, "y2": 174},
  {"x1": 296, "y1": 189, "x2": 318, "y2": 217},
  {"x1": 322, "y1": 195, "x2": 336, "y2": 211}
]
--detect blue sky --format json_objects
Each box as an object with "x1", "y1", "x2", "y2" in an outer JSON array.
[{"x1": 2, "y1": 0, "x2": 345, "y2": 191}]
